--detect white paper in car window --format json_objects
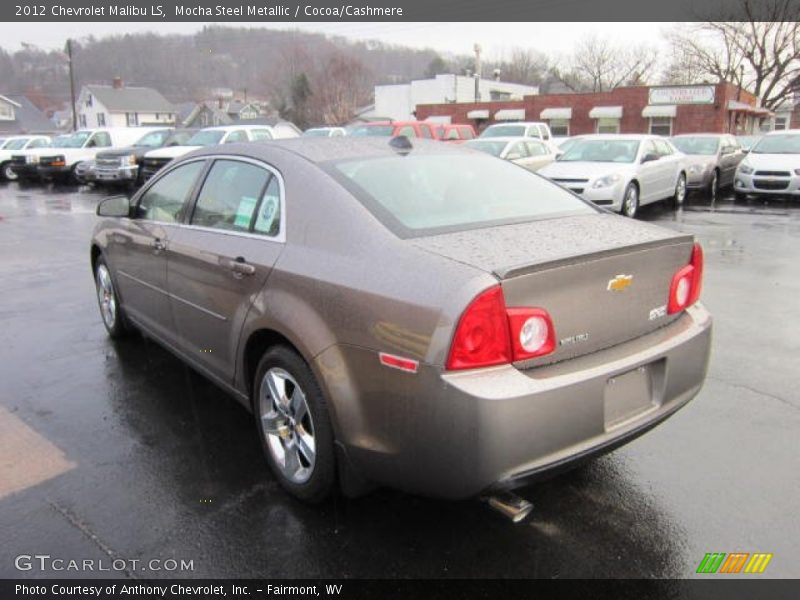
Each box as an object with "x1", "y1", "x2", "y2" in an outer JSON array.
[
  {"x1": 254, "y1": 195, "x2": 278, "y2": 234},
  {"x1": 234, "y1": 196, "x2": 258, "y2": 228}
]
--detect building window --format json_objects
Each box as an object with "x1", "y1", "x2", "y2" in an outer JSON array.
[
  {"x1": 0, "y1": 102, "x2": 13, "y2": 120},
  {"x1": 126, "y1": 112, "x2": 139, "y2": 126},
  {"x1": 155, "y1": 113, "x2": 160, "y2": 120},
  {"x1": 774, "y1": 115, "x2": 788, "y2": 130},
  {"x1": 85, "y1": 94, "x2": 93, "y2": 107},
  {"x1": 649, "y1": 117, "x2": 672, "y2": 136},
  {"x1": 79, "y1": 114, "x2": 87, "y2": 128},
  {"x1": 596, "y1": 118, "x2": 620, "y2": 134},
  {"x1": 96, "y1": 113, "x2": 106, "y2": 127},
  {"x1": 549, "y1": 119, "x2": 569, "y2": 137}
]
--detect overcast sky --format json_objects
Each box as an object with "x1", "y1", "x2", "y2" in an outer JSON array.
[{"x1": 0, "y1": 22, "x2": 672, "y2": 59}]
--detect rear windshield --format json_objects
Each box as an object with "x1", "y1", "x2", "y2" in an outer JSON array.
[
  {"x1": 671, "y1": 136, "x2": 719, "y2": 155},
  {"x1": 751, "y1": 133, "x2": 800, "y2": 154},
  {"x1": 482, "y1": 125, "x2": 526, "y2": 138},
  {"x1": 328, "y1": 154, "x2": 595, "y2": 238},
  {"x1": 348, "y1": 125, "x2": 394, "y2": 137}
]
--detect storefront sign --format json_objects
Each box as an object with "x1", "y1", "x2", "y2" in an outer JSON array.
[{"x1": 649, "y1": 86, "x2": 715, "y2": 105}]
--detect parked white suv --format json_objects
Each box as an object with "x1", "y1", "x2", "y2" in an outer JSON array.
[
  {"x1": 734, "y1": 130, "x2": 800, "y2": 201},
  {"x1": 140, "y1": 124, "x2": 297, "y2": 181},
  {"x1": 11, "y1": 128, "x2": 159, "y2": 183},
  {"x1": 0, "y1": 135, "x2": 51, "y2": 180},
  {"x1": 538, "y1": 134, "x2": 688, "y2": 218}
]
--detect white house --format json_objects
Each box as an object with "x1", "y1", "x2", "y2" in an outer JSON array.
[
  {"x1": 76, "y1": 79, "x2": 175, "y2": 129},
  {"x1": 374, "y1": 74, "x2": 539, "y2": 122}
]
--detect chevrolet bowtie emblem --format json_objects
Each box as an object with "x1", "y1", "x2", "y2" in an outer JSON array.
[{"x1": 607, "y1": 274, "x2": 633, "y2": 291}]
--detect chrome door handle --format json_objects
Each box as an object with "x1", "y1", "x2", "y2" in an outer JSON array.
[
  {"x1": 152, "y1": 239, "x2": 166, "y2": 252},
  {"x1": 226, "y1": 257, "x2": 255, "y2": 277}
]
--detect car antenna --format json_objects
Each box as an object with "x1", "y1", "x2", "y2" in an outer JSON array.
[{"x1": 389, "y1": 135, "x2": 413, "y2": 155}]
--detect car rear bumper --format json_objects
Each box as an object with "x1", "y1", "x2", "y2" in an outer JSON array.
[{"x1": 318, "y1": 303, "x2": 712, "y2": 499}]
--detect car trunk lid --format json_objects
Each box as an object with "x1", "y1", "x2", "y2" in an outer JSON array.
[{"x1": 413, "y1": 213, "x2": 695, "y2": 367}]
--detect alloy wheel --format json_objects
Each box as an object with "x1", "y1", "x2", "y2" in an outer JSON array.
[
  {"x1": 4, "y1": 165, "x2": 17, "y2": 181},
  {"x1": 259, "y1": 368, "x2": 316, "y2": 484},
  {"x1": 95, "y1": 265, "x2": 117, "y2": 330},
  {"x1": 623, "y1": 184, "x2": 639, "y2": 218},
  {"x1": 675, "y1": 174, "x2": 687, "y2": 205}
]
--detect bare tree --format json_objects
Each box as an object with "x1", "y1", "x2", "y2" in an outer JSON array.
[
  {"x1": 664, "y1": 0, "x2": 800, "y2": 109},
  {"x1": 554, "y1": 34, "x2": 659, "y2": 92},
  {"x1": 501, "y1": 47, "x2": 549, "y2": 85},
  {"x1": 307, "y1": 53, "x2": 372, "y2": 125}
]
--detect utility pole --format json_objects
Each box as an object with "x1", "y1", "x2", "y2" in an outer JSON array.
[
  {"x1": 66, "y1": 39, "x2": 77, "y2": 132},
  {"x1": 473, "y1": 43, "x2": 482, "y2": 103}
]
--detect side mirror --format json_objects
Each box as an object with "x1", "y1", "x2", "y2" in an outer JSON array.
[
  {"x1": 641, "y1": 153, "x2": 659, "y2": 163},
  {"x1": 96, "y1": 195, "x2": 131, "y2": 218}
]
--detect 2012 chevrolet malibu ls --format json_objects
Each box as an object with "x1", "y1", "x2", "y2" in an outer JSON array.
[{"x1": 90, "y1": 137, "x2": 712, "y2": 503}]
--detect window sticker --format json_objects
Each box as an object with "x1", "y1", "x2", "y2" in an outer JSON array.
[{"x1": 234, "y1": 196, "x2": 258, "y2": 228}]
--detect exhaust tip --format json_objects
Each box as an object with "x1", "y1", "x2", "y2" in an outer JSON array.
[{"x1": 484, "y1": 491, "x2": 533, "y2": 523}]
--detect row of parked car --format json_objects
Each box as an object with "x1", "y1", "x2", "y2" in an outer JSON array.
[{"x1": 0, "y1": 123, "x2": 300, "y2": 187}]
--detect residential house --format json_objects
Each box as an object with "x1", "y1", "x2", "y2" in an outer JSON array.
[
  {"x1": 76, "y1": 78, "x2": 175, "y2": 128},
  {"x1": 0, "y1": 94, "x2": 57, "y2": 135}
]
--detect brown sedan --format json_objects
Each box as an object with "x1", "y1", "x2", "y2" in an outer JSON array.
[{"x1": 90, "y1": 138, "x2": 712, "y2": 504}]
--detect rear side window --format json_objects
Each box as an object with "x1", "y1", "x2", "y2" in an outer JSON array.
[
  {"x1": 138, "y1": 161, "x2": 205, "y2": 223},
  {"x1": 396, "y1": 126, "x2": 416, "y2": 138},
  {"x1": 329, "y1": 154, "x2": 595, "y2": 238},
  {"x1": 253, "y1": 177, "x2": 281, "y2": 236},
  {"x1": 458, "y1": 127, "x2": 475, "y2": 140},
  {"x1": 446, "y1": 128, "x2": 460, "y2": 141},
  {"x1": 191, "y1": 160, "x2": 270, "y2": 232},
  {"x1": 420, "y1": 125, "x2": 434, "y2": 139}
]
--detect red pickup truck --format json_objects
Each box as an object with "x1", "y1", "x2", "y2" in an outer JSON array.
[{"x1": 432, "y1": 124, "x2": 477, "y2": 143}]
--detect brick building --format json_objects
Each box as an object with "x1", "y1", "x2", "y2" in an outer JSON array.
[{"x1": 416, "y1": 82, "x2": 779, "y2": 137}]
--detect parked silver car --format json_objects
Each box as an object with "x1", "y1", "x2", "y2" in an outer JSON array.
[
  {"x1": 734, "y1": 130, "x2": 800, "y2": 200},
  {"x1": 465, "y1": 137, "x2": 556, "y2": 171},
  {"x1": 671, "y1": 134, "x2": 745, "y2": 200},
  {"x1": 539, "y1": 135, "x2": 688, "y2": 218},
  {"x1": 91, "y1": 138, "x2": 711, "y2": 503}
]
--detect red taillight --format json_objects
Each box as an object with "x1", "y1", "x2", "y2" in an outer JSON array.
[
  {"x1": 668, "y1": 243, "x2": 704, "y2": 314},
  {"x1": 446, "y1": 286, "x2": 556, "y2": 371}
]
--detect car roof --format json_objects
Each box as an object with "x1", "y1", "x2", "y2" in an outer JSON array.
[
  {"x1": 486, "y1": 122, "x2": 545, "y2": 126},
  {"x1": 203, "y1": 124, "x2": 273, "y2": 132},
  {"x1": 187, "y1": 136, "x2": 471, "y2": 165},
  {"x1": 765, "y1": 129, "x2": 800, "y2": 135},
  {"x1": 468, "y1": 136, "x2": 544, "y2": 143},
  {"x1": 578, "y1": 134, "x2": 656, "y2": 141},
  {"x1": 672, "y1": 133, "x2": 724, "y2": 138}
]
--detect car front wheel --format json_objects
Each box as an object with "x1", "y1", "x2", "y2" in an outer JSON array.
[
  {"x1": 621, "y1": 182, "x2": 639, "y2": 218},
  {"x1": 254, "y1": 346, "x2": 336, "y2": 503},
  {"x1": 673, "y1": 173, "x2": 687, "y2": 206},
  {"x1": 94, "y1": 258, "x2": 129, "y2": 338},
  {"x1": 1, "y1": 162, "x2": 17, "y2": 181}
]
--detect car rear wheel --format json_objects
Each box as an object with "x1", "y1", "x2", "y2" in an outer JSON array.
[
  {"x1": 254, "y1": 346, "x2": 336, "y2": 503},
  {"x1": 673, "y1": 173, "x2": 687, "y2": 206},
  {"x1": 621, "y1": 182, "x2": 639, "y2": 218},
  {"x1": 1, "y1": 162, "x2": 17, "y2": 181},
  {"x1": 94, "y1": 258, "x2": 129, "y2": 338}
]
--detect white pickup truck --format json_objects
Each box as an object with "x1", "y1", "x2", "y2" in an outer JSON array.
[
  {"x1": 0, "y1": 135, "x2": 51, "y2": 180},
  {"x1": 11, "y1": 127, "x2": 162, "y2": 183}
]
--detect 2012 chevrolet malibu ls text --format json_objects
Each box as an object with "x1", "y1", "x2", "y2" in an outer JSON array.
[{"x1": 90, "y1": 138, "x2": 712, "y2": 503}]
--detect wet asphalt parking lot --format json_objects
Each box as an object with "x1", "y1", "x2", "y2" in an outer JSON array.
[{"x1": 0, "y1": 179, "x2": 798, "y2": 580}]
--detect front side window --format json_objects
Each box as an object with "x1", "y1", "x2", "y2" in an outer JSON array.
[
  {"x1": 649, "y1": 117, "x2": 673, "y2": 136},
  {"x1": 88, "y1": 132, "x2": 111, "y2": 148},
  {"x1": 328, "y1": 154, "x2": 596, "y2": 238},
  {"x1": 138, "y1": 161, "x2": 205, "y2": 223},
  {"x1": 223, "y1": 130, "x2": 248, "y2": 143},
  {"x1": 27, "y1": 138, "x2": 49, "y2": 149},
  {"x1": 251, "y1": 129, "x2": 273, "y2": 141},
  {"x1": 191, "y1": 160, "x2": 271, "y2": 233}
]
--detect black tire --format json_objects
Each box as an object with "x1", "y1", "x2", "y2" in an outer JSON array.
[
  {"x1": 673, "y1": 172, "x2": 687, "y2": 207},
  {"x1": 709, "y1": 169, "x2": 719, "y2": 202},
  {"x1": 94, "y1": 256, "x2": 129, "y2": 339},
  {"x1": 734, "y1": 191, "x2": 748, "y2": 202},
  {"x1": 620, "y1": 182, "x2": 639, "y2": 218},
  {"x1": 253, "y1": 345, "x2": 336, "y2": 503},
  {"x1": 1, "y1": 162, "x2": 17, "y2": 181}
]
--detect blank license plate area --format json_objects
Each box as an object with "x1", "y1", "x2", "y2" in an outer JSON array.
[{"x1": 604, "y1": 365, "x2": 655, "y2": 430}]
